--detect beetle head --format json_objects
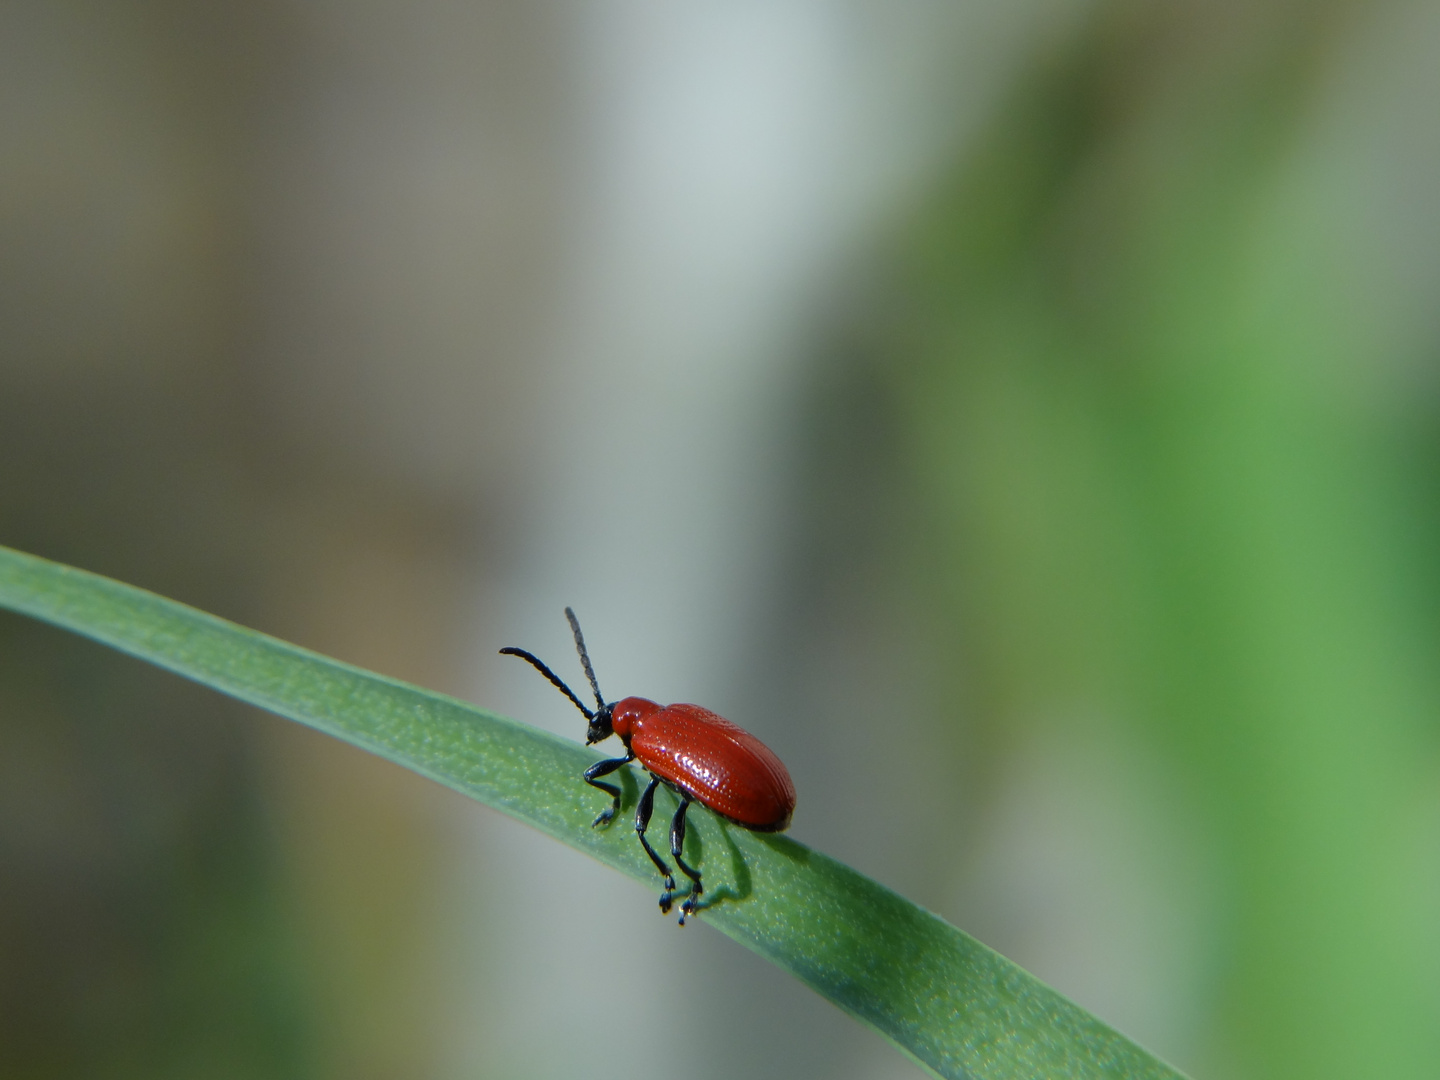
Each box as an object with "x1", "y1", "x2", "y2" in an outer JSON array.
[{"x1": 586, "y1": 703, "x2": 615, "y2": 745}]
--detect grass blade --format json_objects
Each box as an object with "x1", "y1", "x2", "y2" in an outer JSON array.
[{"x1": 0, "y1": 543, "x2": 1185, "y2": 1080}]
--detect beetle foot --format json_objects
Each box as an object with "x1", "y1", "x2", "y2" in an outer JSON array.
[
  {"x1": 678, "y1": 893, "x2": 699, "y2": 926},
  {"x1": 592, "y1": 807, "x2": 616, "y2": 828}
]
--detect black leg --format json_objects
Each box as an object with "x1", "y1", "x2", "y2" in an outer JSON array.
[
  {"x1": 583, "y1": 751, "x2": 634, "y2": 827},
  {"x1": 635, "y1": 776, "x2": 676, "y2": 910},
  {"x1": 668, "y1": 797, "x2": 703, "y2": 925}
]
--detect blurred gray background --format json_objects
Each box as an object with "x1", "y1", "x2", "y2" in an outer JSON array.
[{"x1": 2, "y1": 1, "x2": 1439, "y2": 1078}]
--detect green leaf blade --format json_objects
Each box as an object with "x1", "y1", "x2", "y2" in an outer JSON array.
[{"x1": 0, "y1": 544, "x2": 1186, "y2": 1080}]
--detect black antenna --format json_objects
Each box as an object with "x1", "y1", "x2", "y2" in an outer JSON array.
[
  {"x1": 498, "y1": 646, "x2": 594, "y2": 720},
  {"x1": 565, "y1": 607, "x2": 605, "y2": 711}
]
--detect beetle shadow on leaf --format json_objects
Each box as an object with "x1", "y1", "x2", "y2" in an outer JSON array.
[
  {"x1": 753, "y1": 832, "x2": 810, "y2": 864},
  {"x1": 618, "y1": 764, "x2": 640, "y2": 812},
  {"x1": 692, "y1": 819, "x2": 752, "y2": 913}
]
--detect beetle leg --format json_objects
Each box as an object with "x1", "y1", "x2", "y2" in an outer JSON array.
[
  {"x1": 668, "y1": 796, "x2": 703, "y2": 925},
  {"x1": 635, "y1": 775, "x2": 677, "y2": 910},
  {"x1": 583, "y1": 751, "x2": 634, "y2": 828}
]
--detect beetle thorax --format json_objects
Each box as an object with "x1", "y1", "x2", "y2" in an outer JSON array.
[{"x1": 609, "y1": 696, "x2": 661, "y2": 741}]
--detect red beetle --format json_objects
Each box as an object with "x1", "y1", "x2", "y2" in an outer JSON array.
[{"x1": 502, "y1": 608, "x2": 795, "y2": 924}]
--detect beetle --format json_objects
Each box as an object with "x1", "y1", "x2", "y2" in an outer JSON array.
[{"x1": 501, "y1": 608, "x2": 796, "y2": 925}]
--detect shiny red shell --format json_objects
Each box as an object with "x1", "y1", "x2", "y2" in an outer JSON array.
[{"x1": 610, "y1": 696, "x2": 795, "y2": 831}]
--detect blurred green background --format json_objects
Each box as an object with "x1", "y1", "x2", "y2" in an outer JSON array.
[{"x1": 2, "y1": 2, "x2": 1437, "y2": 1079}]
